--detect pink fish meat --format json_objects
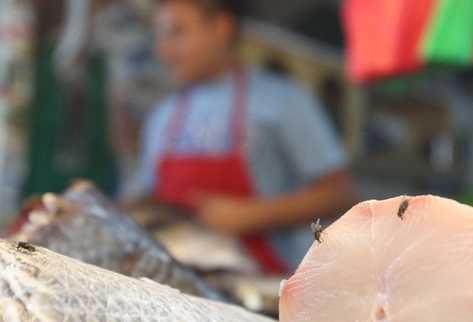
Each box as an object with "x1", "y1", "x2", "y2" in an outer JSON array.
[{"x1": 280, "y1": 196, "x2": 473, "y2": 322}]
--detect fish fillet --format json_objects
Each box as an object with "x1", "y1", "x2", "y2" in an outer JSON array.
[
  {"x1": 280, "y1": 195, "x2": 473, "y2": 322},
  {"x1": 0, "y1": 239, "x2": 274, "y2": 322}
]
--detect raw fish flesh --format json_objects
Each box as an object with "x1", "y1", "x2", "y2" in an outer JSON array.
[{"x1": 280, "y1": 196, "x2": 473, "y2": 322}]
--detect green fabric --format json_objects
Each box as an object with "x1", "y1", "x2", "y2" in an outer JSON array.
[
  {"x1": 23, "y1": 44, "x2": 117, "y2": 198},
  {"x1": 421, "y1": 0, "x2": 473, "y2": 65},
  {"x1": 459, "y1": 194, "x2": 473, "y2": 208}
]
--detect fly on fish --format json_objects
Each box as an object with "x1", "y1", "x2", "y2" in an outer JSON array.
[
  {"x1": 311, "y1": 219, "x2": 324, "y2": 243},
  {"x1": 17, "y1": 242, "x2": 35, "y2": 252},
  {"x1": 398, "y1": 199, "x2": 410, "y2": 220}
]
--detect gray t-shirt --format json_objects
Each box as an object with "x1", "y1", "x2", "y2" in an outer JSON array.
[{"x1": 132, "y1": 68, "x2": 347, "y2": 269}]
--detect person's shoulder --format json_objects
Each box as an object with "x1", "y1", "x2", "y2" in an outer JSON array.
[
  {"x1": 249, "y1": 68, "x2": 296, "y2": 91},
  {"x1": 248, "y1": 67, "x2": 312, "y2": 101},
  {"x1": 248, "y1": 68, "x2": 315, "y2": 117}
]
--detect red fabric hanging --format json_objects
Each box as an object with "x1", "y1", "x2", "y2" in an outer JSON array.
[
  {"x1": 396, "y1": 0, "x2": 435, "y2": 71},
  {"x1": 343, "y1": 0, "x2": 435, "y2": 83}
]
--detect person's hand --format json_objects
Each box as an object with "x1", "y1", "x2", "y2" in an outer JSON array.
[{"x1": 193, "y1": 194, "x2": 259, "y2": 235}]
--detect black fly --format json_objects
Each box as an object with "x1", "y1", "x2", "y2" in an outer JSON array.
[
  {"x1": 398, "y1": 199, "x2": 409, "y2": 220},
  {"x1": 311, "y1": 219, "x2": 324, "y2": 243},
  {"x1": 16, "y1": 242, "x2": 35, "y2": 252}
]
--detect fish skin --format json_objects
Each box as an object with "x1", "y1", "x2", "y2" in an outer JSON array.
[
  {"x1": 280, "y1": 195, "x2": 473, "y2": 322},
  {"x1": 12, "y1": 181, "x2": 223, "y2": 301},
  {"x1": 0, "y1": 239, "x2": 275, "y2": 322}
]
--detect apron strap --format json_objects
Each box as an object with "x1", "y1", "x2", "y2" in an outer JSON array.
[
  {"x1": 229, "y1": 67, "x2": 248, "y2": 152},
  {"x1": 163, "y1": 68, "x2": 248, "y2": 154},
  {"x1": 163, "y1": 92, "x2": 191, "y2": 153}
]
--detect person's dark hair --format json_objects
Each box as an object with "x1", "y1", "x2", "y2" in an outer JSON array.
[{"x1": 157, "y1": 0, "x2": 246, "y2": 27}]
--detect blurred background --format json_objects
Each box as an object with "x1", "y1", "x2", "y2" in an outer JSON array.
[
  {"x1": 2, "y1": 0, "x2": 473, "y2": 218},
  {"x1": 2, "y1": 0, "x2": 473, "y2": 316}
]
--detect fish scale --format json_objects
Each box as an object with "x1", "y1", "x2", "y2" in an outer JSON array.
[
  {"x1": 12, "y1": 181, "x2": 222, "y2": 301},
  {"x1": 0, "y1": 240, "x2": 274, "y2": 322}
]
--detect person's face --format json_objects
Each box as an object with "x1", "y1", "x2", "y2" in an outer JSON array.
[{"x1": 156, "y1": 2, "x2": 235, "y2": 86}]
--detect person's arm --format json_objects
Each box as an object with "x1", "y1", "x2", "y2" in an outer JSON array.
[
  {"x1": 249, "y1": 170, "x2": 355, "y2": 226},
  {"x1": 197, "y1": 170, "x2": 356, "y2": 235},
  {"x1": 197, "y1": 82, "x2": 357, "y2": 235}
]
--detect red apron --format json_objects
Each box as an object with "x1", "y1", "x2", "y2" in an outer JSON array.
[{"x1": 153, "y1": 69, "x2": 287, "y2": 274}]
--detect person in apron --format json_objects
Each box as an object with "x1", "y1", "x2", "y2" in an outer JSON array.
[{"x1": 123, "y1": 0, "x2": 356, "y2": 273}]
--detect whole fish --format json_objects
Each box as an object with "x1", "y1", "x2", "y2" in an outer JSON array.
[
  {"x1": 0, "y1": 239, "x2": 274, "y2": 322},
  {"x1": 11, "y1": 181, "x2": 222, "y2": 301}
]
